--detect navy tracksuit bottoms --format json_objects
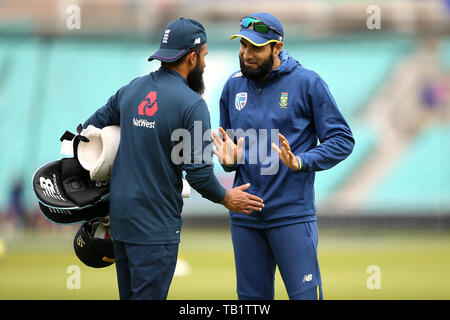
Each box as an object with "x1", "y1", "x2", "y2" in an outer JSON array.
[
  {"x1": 230, "y1": 221, "x2": 323, "y2": 300},
  {"x1": 113, "y1": 240, "x2": 179, "y2": 300}
]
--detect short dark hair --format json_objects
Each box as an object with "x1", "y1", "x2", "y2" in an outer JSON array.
[{"x1": 161, "y1": 45, "x2": 203, "y2": 68}]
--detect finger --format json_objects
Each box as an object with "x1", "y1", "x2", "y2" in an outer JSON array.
[
  {"x1": 280, "y1": 142, "x2": 288, "y2": 154},
  {"x1": 211, "y1": 131, "x2": 218, "y2": 143},
  {"x1": 212, "y1": 150, "x2": 224, "y2": 164},
  {"x1": 271, "y1": 143, "x2": 281, "y2": 154},
  {"x1": 281, "y1": 139, "x2": 290, "y2": 147},
  {"x1": 102, "y1": 257, "x2": 116, "y2": 263},
  {"x1": 211, "y1": 131, "x2": 223, "y2": 146},
  {"x1": 211, "y1": 136, "x2": 221, "y2": 149},
  {"x1": 218, "y1": 127, "x2": 228, "y2": 141},
  {"x1": 280, "y1": 134, "x2": 290, "y2": 147},
  {"x1": 281, "y1": 140, "x2": 291, "y2": 152},
  {"x1": 236, "y1": 137, "x2": 244, "y2": 162},
  {"x1": 236, "y1": 183, "x2": 250, "y2": 190},
  {"x1": 237, "y1": 137, "x2": 244, "y2": 150},
  {"x1": 247, "y1": 194, "x2": 264, "y2": 203},
  {"x1": 247, "y1": 206, "x2": 263, "y2": 212},
  {"x1": 246, "y1": 200, "x2": 264, "y2": 208}
]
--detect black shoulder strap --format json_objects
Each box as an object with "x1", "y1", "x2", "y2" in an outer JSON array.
[
  {"x1": 60, "y1": 130, "x2": 76, "y2": 142},
  {"x1": 59, "y1": 124, "x2": 90, "y2": 159},
  {"x1": 76, "y1": 124, "x2": 90, "y2": 142}
]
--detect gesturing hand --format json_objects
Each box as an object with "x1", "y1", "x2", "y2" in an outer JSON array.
[
  {"x1": 220, "y1": 183, "x2": 264, "y2": 214},
  {"x1": 211, "y1": 127, "x2": 244, "y2": 166},
  {"x1": 271, "y1": 133, "x2": 300, "y2": 170}
]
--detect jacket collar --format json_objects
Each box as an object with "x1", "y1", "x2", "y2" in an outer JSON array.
[
  {"x1": 267, "y1": 50, "x2": 300, "y2": 80},
  {"x1": 159, "y1": 66, "x2": 189, "y2": 85}
]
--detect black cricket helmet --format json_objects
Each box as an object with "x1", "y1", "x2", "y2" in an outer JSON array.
[
  {"x1": 32, "y1": 126, "x2": 110, "y2": 224},
  {"x1": 74, "y1": 216, "x2": 115, "y2": 268},
  {"x1": 32, "y1": 157, "x2": 110, "y2": 224}
]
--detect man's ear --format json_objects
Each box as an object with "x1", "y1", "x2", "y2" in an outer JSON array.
[
  {"x1": 188, "y1": 50, "x2": 197, "y2": 67},
  {"x1": 273, "y1": 42, "x2": 283, "y2": 57}
]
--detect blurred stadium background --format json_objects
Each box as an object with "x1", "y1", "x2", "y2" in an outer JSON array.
[{"x1": 0, "y1": 0, "x2": 449, "y2": 300}]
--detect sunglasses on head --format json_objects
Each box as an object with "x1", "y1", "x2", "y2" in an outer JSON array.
[{"x1": 240, "y1": 16, "x2": 283, "y2": 37}]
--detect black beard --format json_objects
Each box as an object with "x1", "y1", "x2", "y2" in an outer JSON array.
[
  {"x1": 239, "y1": 53, "x2": 274, "y2": 81},
  {"x1": 187, "y1": 62, "x2": 205, "y2": 96}
]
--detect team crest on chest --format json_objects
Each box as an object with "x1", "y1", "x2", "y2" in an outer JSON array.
[
  {"x1": 235, "y1": 92, "x2": 247, "y2": 111},
  {"x1": 279, "y1": 92, "x2": 288, "y2": 108}
]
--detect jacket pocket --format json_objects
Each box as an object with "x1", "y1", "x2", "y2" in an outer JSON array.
[{"x1": 286, "y1": 171, "x2": 306, "y2": 201}]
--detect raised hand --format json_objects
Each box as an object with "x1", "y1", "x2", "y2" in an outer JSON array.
[
  {"x1": 211, "y1": 127, "x2": 244, "y2": 166},
  {"x1": 271, "y1": 133, "x2": 300, "y2": 170}
]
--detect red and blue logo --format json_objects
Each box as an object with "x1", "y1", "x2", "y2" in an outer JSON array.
[{"x1": 138, "y1": 91, "x2": 158, "y2": 116}]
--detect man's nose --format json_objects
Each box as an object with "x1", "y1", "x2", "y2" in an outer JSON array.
[{"x1": 242, "y1": 47, "x2": 253, "y2": 60}]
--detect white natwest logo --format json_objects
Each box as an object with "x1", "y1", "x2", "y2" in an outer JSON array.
[{"x1": 193, "y1": 37, "x2": 201, "y2": 45}]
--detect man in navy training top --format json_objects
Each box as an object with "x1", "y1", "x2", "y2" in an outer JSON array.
[
  {"x1": 82, "y1": 18, "x2": 264, "y2": 300},
  {"x1": 212, "y1": 12, "x2": 355, "y2": 300}
]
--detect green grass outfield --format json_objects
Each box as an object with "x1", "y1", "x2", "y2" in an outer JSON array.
[{"x1": 0, "y1": 227, "x2": 450, "y2": 300}]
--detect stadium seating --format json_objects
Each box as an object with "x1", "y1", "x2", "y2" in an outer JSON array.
[
  {"x1": 287, "y1": 36, "x2": 413, "y2": 118},
  {"x1": 0, "y1": 35, "x2": 416, "y2": 213},
  {"x1": 441, "y1": 37, "x2": 450, "y2": 69},
  {"x1": 366, "y1": 124, "x2": 450, "y2": 213},
  {"x1": 0, "y1": 38, "x2": 153, "y2": 209},
  {"x1": 315, "y1": 122, "x2": 377, "y2": 205},
  {"x1": 0, "y1": 37, "x2": 42, "y2": 209}
]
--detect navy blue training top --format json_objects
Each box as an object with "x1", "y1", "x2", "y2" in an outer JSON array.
[
  {"x1": 220, "y1": 50, "x2": 355, "y2": 228},
  {"x1": 84, "y1": 66, "x2": 226, "y2": 244}
]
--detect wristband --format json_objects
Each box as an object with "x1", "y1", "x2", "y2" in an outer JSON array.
[{"x1": 296, "y1": 156, "x2": 302, "y2": 171}]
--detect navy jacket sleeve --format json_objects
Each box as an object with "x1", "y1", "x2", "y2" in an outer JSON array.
[
  {"x1": 218, "y1": 81, "x2": 239, "y2": 172},
  {"x1": 298, "y1": 75, "x2": 355, "y2": 172},
  {"x1": 83, "y1": 90, "x2": 121, "y2": 129},
  {"x1": 182, "y1": 100, "x2": 227, "y2": 203}
]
